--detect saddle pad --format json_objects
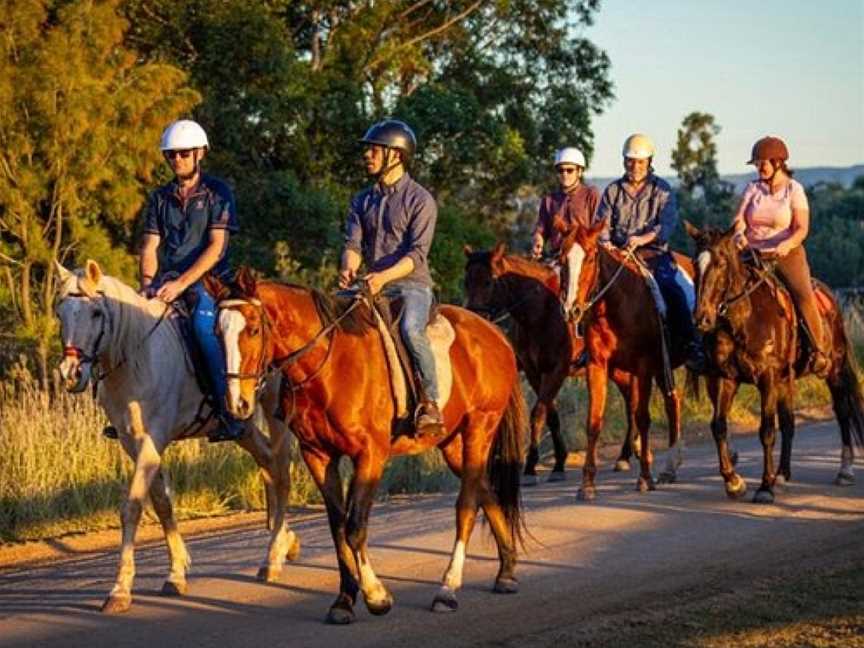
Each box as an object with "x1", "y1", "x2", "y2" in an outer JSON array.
[
  {"x1": 814, "y1": 285, "x2": 833, "y2": 316},
  {"x1": 371, "y1": 311, "x2": 456, "y2": 419}
]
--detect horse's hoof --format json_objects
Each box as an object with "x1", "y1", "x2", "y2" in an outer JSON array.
[
  {"x1": 285, "y1": 536, "x2": 301, "y2": 562},
  {"x1": 547, "y1": 470, "x2": 567, "y2": 482},
  {"x1": 753, "y1": 488, "x2": 775, "y2": 505},
  {"x1": 326, "y1": 598, "x2": 356, "y2": 625},
  {"x1": 101, "y1": 594, "x2": 132, "y2": 614},
  {"x1": 493, "y1": 577, "x2": 519, "y2": 594},
  {"x1": 577, "y1": 487, "x2": 596, "y2": 501},
  {"x1": 835, "y1": 472, "x2": 855, "y2": 487},
  {"x1": 364, "y1": 591, "x2": 394, "y2": 616},
  {"x1": 613, "y1": 460, "x2": 630, "y2": 472},
  {"x1": 521, "y1": 474, "x2": 539, "y2": 487},
  {"x1": 657, "y1": 471, "x2": 677, "y2": 484},
  {"x1": 160, "y1": 580, "x2": 187, "y2": 597},
  {"x1": 637, "y1": 476, "x2": 656, "y2": 493},
  {"x1": 431, "y1": 586, "x2": 458, "y2": 613},
  {"x1": 257, "y1": 566, "x2": 281, "y2": 583},
  {"x1": 725, "y1": 475, "x2": 747, "y2": 499}
]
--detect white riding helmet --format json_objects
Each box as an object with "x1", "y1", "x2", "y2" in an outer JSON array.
[
  {"x1": 160, "y1": 120, "x2": 209, "y2": 151},
  {"x1": 554, "y1": 147, "x2": 587, "y2": 168},
  {"x1": 622, "y1": 133, "x2": 655, "y2": 159}
]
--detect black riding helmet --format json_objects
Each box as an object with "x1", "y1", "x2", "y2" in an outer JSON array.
[{"x1": 359, "y1": 119, "x2": 417, "y2": 163}]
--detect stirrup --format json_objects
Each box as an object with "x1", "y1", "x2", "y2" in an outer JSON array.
[
  {"x1": 415, "y1": 402, "x2": 446, "y2": 438},
  {"x1": 208, "y1": 416, "x2": 247, "y2": 443}
]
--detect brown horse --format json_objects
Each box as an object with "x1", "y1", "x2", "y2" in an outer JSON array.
[
  {"x1": 686, "y1": 222, "x2": 864, "y2": 503},
  {"x1": 462, "y1": 243, "x2": 640, "y2": 483},
  {"x1": 209, "y1": 269, "x2": 526, "y2": 623},
  {"x1": 563, "y1": 222, "x2": 693, "y2": 499}
]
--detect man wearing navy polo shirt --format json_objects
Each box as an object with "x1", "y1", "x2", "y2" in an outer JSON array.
[{"x1": 139, "y1": 119, "x2": 245, "y2": 442}]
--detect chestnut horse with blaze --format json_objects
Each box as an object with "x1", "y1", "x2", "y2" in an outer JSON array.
[
  {"x1": 563, "y1": 221, "x2": 693, "y2": 499},
  {"x1": 209, "y1": 269, "x2": 526, "y2": 624}
]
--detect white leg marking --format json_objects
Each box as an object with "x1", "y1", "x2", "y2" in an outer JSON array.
[{"x1": 442, "y1": 539, "x2": 467, "y2": 590}]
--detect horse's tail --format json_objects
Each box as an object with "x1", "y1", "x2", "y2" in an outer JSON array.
[
  {"x1": 488, "y1": 378, "x2": 528, "y2": 547},
  {"x1": 831, "y1": 342, "x2": 864, "y2": 449}
]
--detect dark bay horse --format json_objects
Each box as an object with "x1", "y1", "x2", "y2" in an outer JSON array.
[
  {"x1": 463, "y1": 243, "x2": 640, "y2": 483},
  {"x1": 686, "y1": 223, "x2": 864, "y2": 503},
  {"x1": 210, "y1": 269, "x2": 526, "y2": 623},
  {"x1": 563, "y1": 222, "x2": 693, "y2": 499}
]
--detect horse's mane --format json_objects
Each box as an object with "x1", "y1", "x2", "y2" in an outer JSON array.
[
  {"x1": 308, "y1": 288, "x2": 376, "y2": 336},
  {"x1": 88, "y1": 274, "x2": 176, "y2": 384}
]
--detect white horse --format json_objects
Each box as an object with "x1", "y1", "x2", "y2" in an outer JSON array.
[{"x1": 55, "y1": 259, "x2": 300, "y2": 613}]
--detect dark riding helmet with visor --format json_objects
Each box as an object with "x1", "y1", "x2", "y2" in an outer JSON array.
[{"x1": 359, "y1": 120, "x2": 417, "y2": 175}]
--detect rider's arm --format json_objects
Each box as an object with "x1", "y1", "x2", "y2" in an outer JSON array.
[
  {"x1": 652, "y1": 185, "x2": 678, "y2": 246},
  {"x1": 339, "y1": 248, "x2": 362, "y2": 287},
  {"x1": 781, "y1": 183, "x2": 811, "y2": 251},
  {"x1": 340, "y1": 194, "x2": 365, "y2": 287},
  {"x1": 175, "y1": 229, "x2": 229, "y2": 289},
  {"x1": 731, "y1": 182, "x2": 757, "y2": 235},
  {"x1": 139, "y1": 233, "x2": 160, "y2": 291},
  {"x1": 531, "y1": 198, "x2": 549, "y2": 257},
  {"x1": 595, "y1": 185, "x2": 613, "y2": 245}
]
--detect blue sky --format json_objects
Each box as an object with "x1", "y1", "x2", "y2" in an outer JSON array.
[{"x1": 580, "y1": 0, "x2": 864, "y2": 178}]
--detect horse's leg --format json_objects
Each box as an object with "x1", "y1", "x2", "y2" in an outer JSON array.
[
  {"x1": 103, "y1": 428, "x2": 163, "y2": 613},
  {"x1": 579, "y1": 361, "x2": 609, "y2": 501},
  {"x1": 708, "y1": 376, "x2": 746, "y2": 498},
  {"x1": 828, "y1": 376, "x2": 856, "y2": 486},
  {"x1": 658, "y1": 387, "x2": 684, "y2": 484},
  {"x1": 345, "y1": 451, "x2": 393, "y2": 616},
  {"x1": 546, "y1": 402, "x2": 569, "y2": 480},
  {"x1": 632, "y1": 373, "x2": 656, "y2": 493},
  {"x1": 302, "y1": 449, "x2": 360, "y2": 625},
  {"x1": 612, "y1": 375, "x2": 634, "y2": 472},
  {"x1": 753, "y1": 372, "x2": 780, "y2": 503},
  {"x1": 776, "y1": 381, "x2": 795, "y2": 485},
  {"x1": 522, "y1": 370, "x2": 544, "y2": 485},
  {"x1": 244, "y1": 422, "x2": 300, "y2": 582},
  {"x1": 148, "y1": 468, "x2": 190, "y2": 596}
]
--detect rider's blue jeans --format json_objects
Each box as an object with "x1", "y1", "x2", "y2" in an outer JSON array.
[
  {"x1": 382, "y1": 282, "x2": 439, "y2": 401},
  {"x1": 649, "y1": 253, "x2": 697, "y2": 343},
  {"x1": 187, "y1": 281, "x2": 232, "y2": 417}
]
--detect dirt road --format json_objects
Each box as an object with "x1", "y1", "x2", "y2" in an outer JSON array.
[{"x1": 1, "y1": 420, "x2": 862, "y2": 647}]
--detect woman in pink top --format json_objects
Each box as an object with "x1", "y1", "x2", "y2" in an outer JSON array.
[{"x1": 732, "y1": 136, "x2": 828, "y2": 375}]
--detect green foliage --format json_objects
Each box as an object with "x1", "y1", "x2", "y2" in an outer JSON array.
[
  {"x1": 0, "y1": 0, "x2": 198, "y2": 380},
  {"x1": 806, "y1": 179, "x2": 864, "y2": 287}
]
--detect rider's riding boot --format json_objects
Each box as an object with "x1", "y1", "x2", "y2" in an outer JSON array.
[
  {"x1": 208, "y1": 415, "x2": 247, "y2": 443},
  {"x1": 684, "y1": 339, "x2": 708, "y2": 374},
  {"x1": 415, "y1": 399, "x2": 446, "y2": 439}
]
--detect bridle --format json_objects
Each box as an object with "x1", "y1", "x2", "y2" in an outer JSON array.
[
  {"x1": 218, "y1": 294, "x2": 364, "y2": 392},
  {"x1": 700, "y1": 246, "x2": 767, "y2": 319},
  {"x1": 59, "y1": 288, "x2": 171, "y2": 384}
]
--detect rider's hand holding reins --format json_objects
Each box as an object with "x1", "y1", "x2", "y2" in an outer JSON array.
[{"x1": 156, "y1": 278, "x2": 185, "y2": 303}]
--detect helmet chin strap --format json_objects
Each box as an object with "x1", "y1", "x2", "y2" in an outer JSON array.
[{"x1": 375, "y1": 148, "x2": 403, "y2": 183}]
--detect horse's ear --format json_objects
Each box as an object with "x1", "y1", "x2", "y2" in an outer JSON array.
[
  {"x1": 463, "y1": 244, "x2": 474, "y2": 257},
  {"x1": 53, "y1": 259, "x2": 74, "y2": 284},
  {"x1": 492, "y1": 241, "x2": 506, "y2": 261},
  {"x1": 80, "y1": 259, "x2": 102, "y2": 296},
  {"x1": 683, "y1": 220, "x2": 702, "y2": 240},
  {"x1": 235, "y1": 266, "x2": 258, "y2": 296},
  {"x1": 203, "y1": 273, "x2": 230, "y2": 301}
]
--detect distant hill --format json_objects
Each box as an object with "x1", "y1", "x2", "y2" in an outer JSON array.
[{"x1": 585, "y1": 164, "x2": 864, "y2": 194}]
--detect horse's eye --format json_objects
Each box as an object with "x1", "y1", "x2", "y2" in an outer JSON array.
[{"x1": 248, "y1": 326, "x2": 259, "y2": 337}]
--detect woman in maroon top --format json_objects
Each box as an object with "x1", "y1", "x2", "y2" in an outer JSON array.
[{"x1": 531, "y1": 147, "x2": 599, "y2": 316}]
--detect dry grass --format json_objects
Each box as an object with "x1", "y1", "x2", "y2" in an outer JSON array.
[{"x1": 1, "y1": 334, "x2": 860, "y2": 543}]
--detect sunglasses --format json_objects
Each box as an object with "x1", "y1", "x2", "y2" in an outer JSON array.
[
  {"x1": 557, "y1": 166, "x2": 579, "y2": 175},
  {"x1": 164, "y1": 149, "x2": 195, "y2": 160}
]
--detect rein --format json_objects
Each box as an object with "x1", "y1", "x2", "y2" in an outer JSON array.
[
  {"x1": 220, "y1": 295, "x2": 363, "y2": 391},
  {"x1": 569, "y1": 247, "x2": 634, "y2": 325},
  {"x1": 716, "y1": 249, "x2": 768, "y2": 317}
]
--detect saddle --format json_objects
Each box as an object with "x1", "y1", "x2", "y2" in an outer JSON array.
[{"x1": 365, "y1": 293, "x2": 456, "y2": 436}]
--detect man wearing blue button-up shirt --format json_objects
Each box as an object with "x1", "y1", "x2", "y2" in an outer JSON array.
[
  {"x1": 597, "y1": 133, "x2": 705, "y2": 372},
  {"x1": 138, "y1": 120, "x2": 245, "y2": 442},
  {"x1": 339, "y1": 120, "x2": 445, "y2": 437}
]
